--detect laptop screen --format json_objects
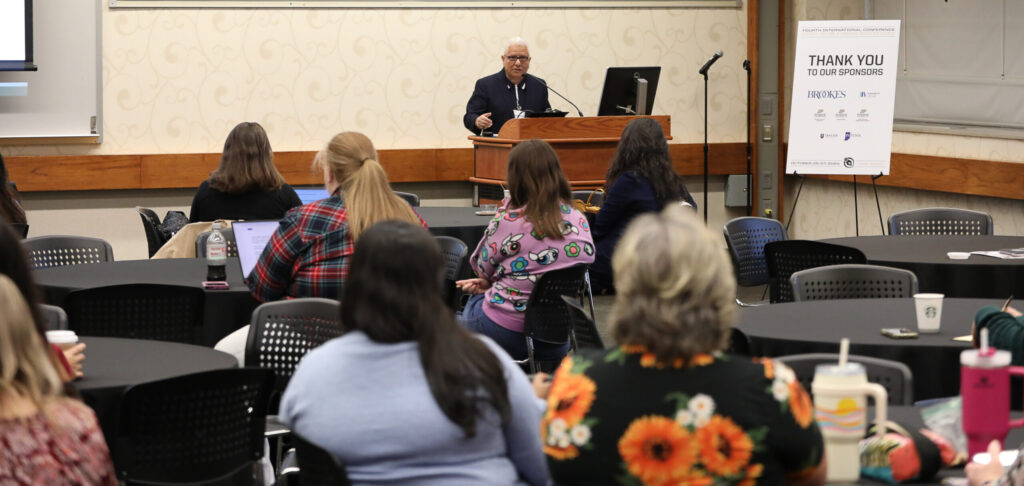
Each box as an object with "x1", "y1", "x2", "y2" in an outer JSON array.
[
  {"x1": 232, "y1": 221, "x2": 280, "y2": 279},
  {"x1": 295, "y1": 187, "x2": 330, "y2": 205}
]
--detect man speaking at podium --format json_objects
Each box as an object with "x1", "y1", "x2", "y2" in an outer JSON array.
[{"x1": 463, "y1": 38, "x2": 550, "y2": 135}]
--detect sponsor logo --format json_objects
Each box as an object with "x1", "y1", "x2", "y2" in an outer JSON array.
[
  {"x1": 843, "y1": 131, "x2": 862, "y2": 141},
  {"x1": 813, "y1": 108, "x2": 826, "y2": 121},
  {"x1": 808, "y1": 90, "x2": 846, "y2": 100},
  {"x1": 859, "y1": 91, "x2": 881, "y2": 98},
  {"x1": 820, "y1": 133, "x2": 839, "y2": 139},
  {"x1": 856, "y1": 108, "x2": 870, "y2": 122},
  {"x1": 835, "y1": 108, "x2": 847, "y2": 120},
  {"x1": 843, "y1": 157, "x2": 855, "y2": 168}
]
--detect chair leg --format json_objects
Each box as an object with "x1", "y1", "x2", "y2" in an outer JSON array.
[
  {"x1": 584, "y1": 271, "x2": 597, "y2": 322},
  {"x1": 526, "y1": 336, "x2": 537, "y2": 374}
]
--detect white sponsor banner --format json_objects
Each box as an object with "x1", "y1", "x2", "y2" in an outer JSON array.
[{"x1": 786, "y1": 20, "x2": 900, "y2": 175}]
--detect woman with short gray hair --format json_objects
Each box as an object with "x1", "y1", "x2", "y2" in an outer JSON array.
[{"x1": 541, "y1": 205, "x2": 826, "y2": 486}]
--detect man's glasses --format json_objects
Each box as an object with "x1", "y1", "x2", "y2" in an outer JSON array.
[{"x1": 505, "y1": 55, "x2": 531, "y2": 63}]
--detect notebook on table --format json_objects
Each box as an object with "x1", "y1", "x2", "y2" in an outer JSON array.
[{"x1": 232, "y1": 220, "x2": 280, "y2": 279}]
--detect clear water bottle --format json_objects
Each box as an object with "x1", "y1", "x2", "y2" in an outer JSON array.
[{"x1": 206, "y1": 222, "x2": 227, "y2": 281}]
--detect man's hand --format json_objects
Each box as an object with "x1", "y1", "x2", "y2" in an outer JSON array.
[
  {"x1": 475, "y1": 112, "x2": 493, "y2": 130},
  {"x1": 456, "y1": 278, "x2": 492, "y2": 295}
]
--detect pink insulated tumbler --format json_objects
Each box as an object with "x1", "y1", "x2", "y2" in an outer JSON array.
[{"x1": 961, "y1": 346, "x2": 1024, "y2": 456}]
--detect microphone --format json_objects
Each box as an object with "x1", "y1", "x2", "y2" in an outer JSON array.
[
  {"x1": 699, "y1": 50, "x2": 724, "y2": 75},
  {"x1": 534, "y1": 76, "x2": 584, "y2": 117}
]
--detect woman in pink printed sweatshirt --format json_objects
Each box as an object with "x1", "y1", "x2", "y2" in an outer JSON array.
[{"x1": 457, "y1": 139, "x2": 595, "y2": 361}]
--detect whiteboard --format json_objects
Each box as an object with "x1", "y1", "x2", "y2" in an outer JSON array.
[{"x1": 0, "y1": 0, "x2": 101, "y2": 141}]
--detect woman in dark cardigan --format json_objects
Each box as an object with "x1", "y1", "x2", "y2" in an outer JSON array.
[
  {"x1": 590, "y1": 118, "x2": 696, "y2": 294},
  {"x1": 188, "y1": 122, "x2": 301, "y2": 222}
]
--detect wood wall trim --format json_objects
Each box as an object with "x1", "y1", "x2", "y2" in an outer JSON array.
[
  {"x1": 747, "y1": 0, "x2": 759, "y2": 216},
  {"x1": 807, "y1": 153, "x2": 1024, "y2": 201},
  {"x1": 6, "y1": 143, "x2": 748, "y2": 192}
]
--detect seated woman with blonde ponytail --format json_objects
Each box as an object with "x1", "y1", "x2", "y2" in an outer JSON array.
[{"x1": 247, "y1": 131, "x2": 424, "y2": 302}]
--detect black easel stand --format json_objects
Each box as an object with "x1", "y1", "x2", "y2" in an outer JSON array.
[
  {"x1": 784, "y1": 172, "x2": 806, "y2": 233},
  {"x1": 872, "y1": 172, "x2": 885, "y2": 234},
  {"x1": 853, "y1": 175, "x2": 859, "y2": 236},
  {"x1": 853, "y1": 172, "x2": 886, "y2": 236},
  {"x1": 743, "y1": 60, "x2": 752, "y2": 215}
]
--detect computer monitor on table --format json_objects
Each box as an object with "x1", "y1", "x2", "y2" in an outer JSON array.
[
  {"x1": 597, "y1": 66, "x2": 661, "y2": 117},
  {"x1": 232, "y1": 220, "x2": 280, "y2": 279}
]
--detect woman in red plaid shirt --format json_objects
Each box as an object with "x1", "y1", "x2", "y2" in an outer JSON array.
[{"x1": 247, "y1": 131, "x2": 424, "y2": 302}]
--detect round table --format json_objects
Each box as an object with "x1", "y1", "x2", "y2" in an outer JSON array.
[
  {"x1": 823, "y1": 235, "x2": 1024, "y2": 298},
  {"x1": 736, "y1": 298, "x2": 1006, "y2": 401},
  {"x1": 73, "y1": 336, "x2": 238, "y2": 441},
  {"x1": 419, "y1": 206, "x2": 492, "y2": 250},
  {"x1": 35, "y1": 258, "x2": 259, "y2": 346}
]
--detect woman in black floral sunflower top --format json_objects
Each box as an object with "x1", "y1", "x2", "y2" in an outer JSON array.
[{"x1": 541, "y1": 205, "x2": 826, "y2": 486}]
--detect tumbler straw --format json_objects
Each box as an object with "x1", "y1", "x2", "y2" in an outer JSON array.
[
  {"x1": 980, "y1": 328, "x2": 990, "y2": 356},
  {"x1": 838, "y1": 338, "x2": 849, "y2": 367}
]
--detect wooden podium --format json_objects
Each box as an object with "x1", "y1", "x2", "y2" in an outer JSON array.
[{"x1": 468, "y1": 115, "x2": 670, "y2": 191}]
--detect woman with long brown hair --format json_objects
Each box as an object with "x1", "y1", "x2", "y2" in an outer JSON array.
[
  {"x1": 280, "y1": 220, "x2": 548, "y2": 485},
  {"x1": 457, "y1": 139, "x2": 594, "y2": 361},
  {"x1": 0, "y1": 152, "x2": 26, "y2": 225},
  {"x1": 0, "y1": 272, "x2": 116, "y2": 483},
  {"x1": 188, "y1": 121, "x2": 302, "y2": 222},
  {"x1": 590, "y1": 117, "x2": 696, "y2": 294},
  {"x1": 246, "y1": 131, "x2": 423, "y2": 302}
]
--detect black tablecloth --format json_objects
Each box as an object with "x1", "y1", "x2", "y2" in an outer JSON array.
[
  {"x1": 737, "y1": 298, "x2": 1005, "y2": 401},
  {"x1": 419, "y1": 206, "x2": 492, "y2": 250},
  {"x1": 34, "y1": 258, "x2": 259, "y2": 345},
  {"x1": 823, "y1": 235, "x2": 1024, "y2": 298},
  {"x1": 72, "y1": 336, "x2": 238, "y2": 442}
]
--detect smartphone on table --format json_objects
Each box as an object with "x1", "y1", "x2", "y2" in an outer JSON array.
[{"x1": 881, "y1": 328, "x2": 919, "y2": 339}]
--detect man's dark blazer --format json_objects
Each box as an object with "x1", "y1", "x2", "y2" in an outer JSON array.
[{"x1": 463, "y1": 70, "x2": 551, "y2": 134}]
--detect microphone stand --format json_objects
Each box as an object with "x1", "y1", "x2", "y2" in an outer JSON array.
[
  {"x1": 743, "y1": 60, "x2": 752, "y2": 215},
  {"x1": 701, "y1": 68, "x2": 710, "y2": 223}
]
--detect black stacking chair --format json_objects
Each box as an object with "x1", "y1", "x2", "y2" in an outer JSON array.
[
  {"x1": 196, "y1": 227, "x2": 238, "y2": 258},
  {"x1": 435, "y1": 236, "x2": 468, "y2": 311},
  {"x1": 39, "y1": 303, "x2": 68, "y2": 331},
  {"x1": 888, "y1": 207, "x2": 993, "y2": 236},
  {"x1": 281, "y1": 434, "x2": 352, "y2": 486},
  {"x1": 393, "y1": 191, "x2": 421, "y2": 207},
  {"x1": 723, "y1": 217, "x2": 787, "y2": 306},
  {"x1": 23, "y1": 235, "x2": 114, "y2": 269},
  {"x1": 65, "y1": 284, "x2": 205, "y2": 345},
  {"x1": 136, "y1": 206, "x2": 167, "y2": 258},
  {"x1": 11, "y1": 222, "x2": 28, "y2": 239},
  {"x1": 571, "y1": 189, "x2": 604, "y2": 208},
  {"x1": 790, "y1": 264, "x2": 919, "y2": 301},
  {"x1": 727, "y1": 328, "x2": 753, "y2": 357},
  {"x1": 777, "y1": 353, "x2": 913, "y2": 405},
  {"x1": 764, "y1": 240, "x2": 866, "y2": 303},
  {"x1": 519, "y1": 264, "x2": 589, "y2": 373},
  {"x1": 112, "y1": 368, "x2": 274, "y2": 485},
  {"x1": 561, "y1": 295, "x2": 604, "y2": 351},
  {"x1": 244, "y1": 298, "x2": 343, "y2": 468}
]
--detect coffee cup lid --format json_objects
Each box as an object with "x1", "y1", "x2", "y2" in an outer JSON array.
[{"x1": 45, "y1": 330, "x2": 78, "y2": 343}]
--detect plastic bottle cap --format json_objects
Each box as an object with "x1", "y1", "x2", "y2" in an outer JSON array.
[{"x1": 212, "y1": 222, "x2": 222, "y2": 230}]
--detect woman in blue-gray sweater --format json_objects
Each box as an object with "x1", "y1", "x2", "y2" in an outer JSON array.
[
  {"x1": 590, "y1": 117, "x2": 696, "y2": 294},
  {"x1": 279, "y1": 220, "x2": 548, "y2": 486}
]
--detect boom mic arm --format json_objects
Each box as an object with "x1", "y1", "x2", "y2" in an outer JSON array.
[{"x1": 534, "y1": 76, "x2": 584, "y2": 117}]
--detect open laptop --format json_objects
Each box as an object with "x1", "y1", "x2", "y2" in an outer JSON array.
[
  {"x1": 294, "y1": 187, "x2": 330, "y2": 205},
  {"x1": 232, "y1": 220, "x2": 280, "y2": 279}
]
